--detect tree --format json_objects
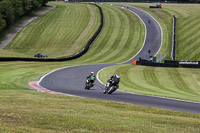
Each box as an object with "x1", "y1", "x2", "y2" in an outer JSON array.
[
  {"x1": 42, "y1": 0, "x2": 48, "y2": 6},
  {"x1": 22, "y1": 0, "x2": 33, "y2": 14},
  {"x1": 0, "y1": 13, "x2": 6, "y2": 32},
  {"x1": 0, "y1": 0, "x2": 15, "y2": 26},
  {"x1": 32, "y1": 0, "x2": 41, "y2": 9},
  {"x1": 11, "y1": 0, "x2": 24, "y2": 18}
]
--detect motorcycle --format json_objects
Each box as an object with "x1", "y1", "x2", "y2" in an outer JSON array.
[
  {"x1": 104, "y1": 80, "x2": 118, "y2": 94},
  {"x1": 85, "y1": 77, "x2": 95, "y2": 90}
]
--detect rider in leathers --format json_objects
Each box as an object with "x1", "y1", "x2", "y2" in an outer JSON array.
[
  {"x1": 104, "y1": 73, "x2": 120, "y2": 93},
  {"x1": 86, "y1": 72, "x2": 96, "y2": 87}
]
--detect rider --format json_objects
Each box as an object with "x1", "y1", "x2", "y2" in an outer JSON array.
[
  {"x1": 86, "y1": 72, "x2": 96, "y2": 87},
  {"x1": 104, "y1": 73, "x2": 120, "y2": 93}
]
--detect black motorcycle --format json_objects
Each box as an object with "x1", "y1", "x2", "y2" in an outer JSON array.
[{"x1": 104, "y1": 80, "x2": 118, "y2": 94}]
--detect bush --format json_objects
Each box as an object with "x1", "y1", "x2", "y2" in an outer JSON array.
[
  {"x1": 0, "y1": 0, "x2": 48, "y2": 34},
  {"x1": 0, "y1": 13, "x2": 6, "y2": 31},
  {"x1": 0, "y1": 0, "x2": 15, "y2": 26},
  {"x1": 12, "y1": 0, "x2": 24, "y2": 18}
]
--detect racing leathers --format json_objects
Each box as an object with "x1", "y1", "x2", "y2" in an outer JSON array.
[{"x1": 86, "y1": 73, "x2": 96, "y2": 87}]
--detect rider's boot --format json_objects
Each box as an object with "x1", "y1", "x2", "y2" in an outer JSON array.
[{"x1": 103, "y1": 88, "x2": 107, "y2": 94}]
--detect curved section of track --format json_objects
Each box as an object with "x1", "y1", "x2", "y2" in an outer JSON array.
[
  {"x1": 122, "y1": 5, "x2": 162, "y2": 63},
  {"x1": 39, "y1": 5, "x2": 200, "y2": 113}
]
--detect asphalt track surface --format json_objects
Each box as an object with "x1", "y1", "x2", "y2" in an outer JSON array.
[{"x1": 39, "y1": 5, "x2": 200, "y2": 113}]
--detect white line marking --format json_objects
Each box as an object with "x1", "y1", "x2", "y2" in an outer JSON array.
[
  {"x1": 119, "y1": 6, "x2": 147, "y2": 64},
  {"x1": 37, "y1": 4, "x2": 199, "y2": 106}
]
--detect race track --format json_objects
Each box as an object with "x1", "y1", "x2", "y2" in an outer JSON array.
[{"x1": 39, "y1": 5, "x2": 200, "y2": 113}]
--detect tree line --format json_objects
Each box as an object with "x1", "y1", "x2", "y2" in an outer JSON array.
[{"x1": 0, "y1": 0, "x2": 48, "y2": 33}]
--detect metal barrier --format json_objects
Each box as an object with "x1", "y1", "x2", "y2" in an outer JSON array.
[
  {"x1": 136, "y1": 59, "x2": 200, "y2": 68},
  {"x1": 171, "y1": 15, "x2": 176, "y2": 61}
]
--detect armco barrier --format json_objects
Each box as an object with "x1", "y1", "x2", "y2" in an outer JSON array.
[
  {"x1": 171, "y1": 15, "x2": 176, "y2": 60},
  {"x1": 0, "y1": 3, "x2": 103, "y2": 62},
  {"x1": 136, "y1": 59, "x2": 200, "y2": 68}
]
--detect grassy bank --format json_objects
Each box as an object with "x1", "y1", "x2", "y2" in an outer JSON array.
[
  {"x1": 99, "y1": 64, "x2": 200, "y2": 102},
  {"x1": 122, "y1": 3, "x2": 200, "y2": 60},
  {"x1": 1, "y1": 85, "x2": 200, "y2": 132},
  {"x1": 78, "y1": 4, "x2": 145, "y2": 64},
  {"x1": 1, "y1": 2, "x2": 200, "y2": 132},
  {"x1": 0, "y1": 62, "x2": 71, "y2": 90},
  {"x1": 0, "y1": 61, "x2": 200, "y2": 132},
  {"x1": 3, "y1": 2, "x2": 100, "y2": 58},
  {"x1": 1, "y1": 3, "x2": 145, "y2": 63}
]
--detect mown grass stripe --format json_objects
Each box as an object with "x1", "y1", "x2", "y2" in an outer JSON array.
[
  {"x1": 5, "y1": 3, "x2": 94, "y2": 58},
  {"x1": 102, "y1": 7, "x2": 129, "y2": 63},
  {"x1": 119, "y1": 67, "x2": 151, "y2": 93},
  {"x1": 80, "y1": 4, "x2": 145, "y2": 64},
  {"x1": 80, "y1": 6, "x2": 114, "y2": 63},
  {"x1": 99, "y1": 64, "x2": 200, "y2": 101},
  {"x1": 178, "y1": 69, "x2": 200, "y2": 95},
  {"x1": 65, "y1": 4, "x2": 95, "y2": 55},
  {"x1": 143, "y1": 67, "x2": 180, "y2": 94},
  {"x1": 179, "y1": 15, "x2": 200, "y2": 28},
  {"x1": 92, "y1": 8, "x2": 121, "y2": 62},
  {"x1": 184, "y1": 45, "x2": 200, "y2": 60},
  {"x1": 179, "y1": 19, "x2": 200, "y2": 41},
  {"x1": 183, "y1": 32, "x2": 200, "y2": 51},
  {"x1": 82, "y1": 6, "x2": 120, "y2": 63},
  {"x1": 167, "y1": 68, "x2": 197, "y2": 95}
]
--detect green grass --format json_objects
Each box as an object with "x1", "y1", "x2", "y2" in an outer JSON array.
[
  {"x1": 119, "y1": 3, "x2": 173, "y2": 60},
  {"x1": 1, "y1": 3, "x2": 145, "y2": 63},
  {"x1": 0, "y1": 62, "x2": 71, "y2": 90},
  {"x1": 3, "y1": 2, "x2": 100, "y2": 58},
  {"x1": 78, "y1": 4, "x2": 145, "y2": 64},
  {"x1": 1, "y1": 82, "x2": 200, "y2": 132},
  {"x1": 0, "y1": 6, "x2": 48, "y2": 45},
  {"x1": 120, "y1": 3, "x2": 200, "y2": 61},
  {"x1": 1, "y1": 2, "x2": 200, "y2": 132},
  {"x1": 99, "y1": 64, "x2": 200, "y2": 102},
  {"x1": 0, "y1": 61, "x2": 200, "y2": 132}
]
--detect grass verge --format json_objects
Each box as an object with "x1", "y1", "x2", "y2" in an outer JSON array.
[
  {"x1": 78, "y1": 4, "x2": 145, "y2": 64},
  {"x1": 120, "y1": 3, "x2": 200, "y2": 61},
  {"x1": 3, "y1": 2, "x2": 100, "y2": 58},
  {"x1": 1, "y1": 87, "x2": 200, "y2": 132},
  {"x1": 1, "y1": 2, "x2": 200, "y2": 132},
  {"x1": 99, "y1": 64, "x2": 200, "y2": 102},
  {"x1": 0, "y1": 61, "x2": 200, "y2": 132}
]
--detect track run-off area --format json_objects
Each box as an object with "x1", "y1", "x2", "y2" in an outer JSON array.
[{"x1": 37, "y1": 4, "x2": 200, "y2": 114}]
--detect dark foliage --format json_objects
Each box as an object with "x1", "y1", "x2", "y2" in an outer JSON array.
[{"x1": 0, "y1": 0, "x2": 48, "y2": 33}]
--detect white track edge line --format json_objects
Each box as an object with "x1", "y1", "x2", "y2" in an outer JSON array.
[
  {"x1": 38, "y1": 4, "x2": 199, "y2": 105},
  {"x1": 96, "y1": 4, "x2": 200, "y2": 104},
  {"x1": 96, "y1": 67, "x2": 200, "y2": 104},
  {"x1": 118, "y1": 6, "x2": 147, "y2": 64}
]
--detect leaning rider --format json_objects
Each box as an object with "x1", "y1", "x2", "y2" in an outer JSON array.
[
  {"x1": 87, "y1": 72, "x2": 96, "y2": 87},
  {"x1": 104, "y1": 73, "x2": 120, "y2": 93}
]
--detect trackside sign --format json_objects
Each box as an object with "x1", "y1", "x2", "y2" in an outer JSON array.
[{"x1": 179, "y1": 61, "x2": 199, "y2": 65}]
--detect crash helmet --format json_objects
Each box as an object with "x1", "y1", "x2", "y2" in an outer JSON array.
[
  {"x1": 115, "y1": 73, "x2": 120, "y2": 78},
  {"x1": 91, "y1": 72, "x2": 95, "y2": 75}
]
